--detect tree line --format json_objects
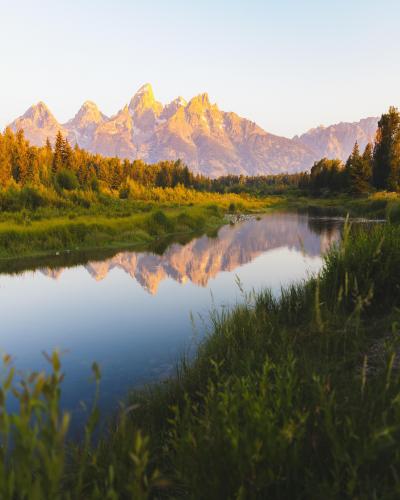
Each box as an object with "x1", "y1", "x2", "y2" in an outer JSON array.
[
  {"x1": 0, "y1": 129, "x2": 211, "y2": 193},
  {"x1": 0, "y1": 127, "x2": 308, "y2": 198},
  {"x1": 1, "y1": 106, "x2": 399, "y2": 201}
]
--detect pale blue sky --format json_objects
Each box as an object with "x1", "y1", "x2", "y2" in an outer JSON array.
[{"x1": 1, "y1": 0, "x2": 399, "y2": 137}]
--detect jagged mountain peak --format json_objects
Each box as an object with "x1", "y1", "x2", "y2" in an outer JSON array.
[
  {"x1": 168, "y1": 96, "x2": 188, "y2": 109},
  {"x1": 64, "y1": 100, "x2": 108, "y2": 147},
  {"x1": 23, "y1": 101, "x2": 55, "y2": 121},
  {"x1": 33, "y1": 100, "x2": 50, "y2": 111},
  {"x1": 81, "y1": 100, "x2": 100, "y2": 110},
  {"x1": 105, "y1": 104, "x2": 133, "y2": 125},
  {"x1": 136, "y1": 82, "x2": 154, "y2": 95},
  {"x1": 161, "y1": 96, "x2": 188, "y2": 120},
  {"x1": 128, "y1": 83, "x2": 163, "y2": 132},
  {"x1": 187, "y1": 93, "x2": 213, "y2": 111},
  {"x1": 68, "y1": 101, "x2": 107, "y2": 125},
  {"x1": 8, "y1": 101, "x2": 66, "y2": 146},
  {"x1": 175, "y1": 96, "x2": 187, "y2": 106},
  {"x1": 129, "y1": 83, "x2": 161, "y2": 113}
]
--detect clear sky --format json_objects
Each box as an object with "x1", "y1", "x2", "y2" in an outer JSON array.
[{"x1": 1, "y1": 0, "x2": 399, "y2": 137}]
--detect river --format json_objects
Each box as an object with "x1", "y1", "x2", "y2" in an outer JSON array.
[{"x1": 0, "y1": 212, "x2": 342, "y2": 424}]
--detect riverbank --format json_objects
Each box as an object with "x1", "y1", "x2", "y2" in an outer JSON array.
[
  {"x1": 0, "y1": 192, "x2": 279, "y2": 260},
  {"x1": 102, "y1": 220, "x2": 400, "y2": 499},
  {"x1": 2, "y1": 190, "x2": 399, "y2": 262},
  {"x1": 283, "y1": 190, "x2": 400, "y2": 220},
  {"x1": 0, "y1": 205, "x2": 219, "y2": 260},
  {"x1": 1, "y1": 220, "x2": 400, "y2": 498}
]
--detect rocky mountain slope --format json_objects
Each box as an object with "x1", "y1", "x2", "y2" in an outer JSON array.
[
  {"x1": 10, "y1": 101, "x2": 71, "y2": 146},
  {"x1": 293, "y1": 117, "x2": 378, "y2": 161},
  {"x1": 8, "y1": 84, "x2": 379, "y2": 176}
]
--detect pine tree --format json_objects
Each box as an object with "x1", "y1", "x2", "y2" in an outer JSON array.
[
  {"x1": 12, "y1": 129, "x2": 29, "y2": 184},
  {"x1": 362, "y1": 143, "x2": 373, "y2": 182},
  {"x1": 372, "y1": 106, "x2": 400, "y2": 191},
  {"x1": 45, "y1": 137, "x2": 52, "y2": 152},
  {"x1": 62, "y1": 138, "x2": 73, "y2": 170},
  {"x1": 26, "y1": 148, "x2": 37, "y2": 184},
  {"x1": 346, "y1": 142, "x2": 370, "y2": 194},
  {"x1": 0, "y1": 133, "x2": 11, "y2": 187},
  {"x1": 52, "y1": 131, "x2": 64, "y2": 174}
]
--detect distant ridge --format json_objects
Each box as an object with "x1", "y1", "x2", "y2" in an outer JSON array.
[
  {"x1": 8, "y1": 84, "x2": 379, "y2": 177},
  {"x1": 293, "y1": 117, "x2": 378, "y2": 163}
]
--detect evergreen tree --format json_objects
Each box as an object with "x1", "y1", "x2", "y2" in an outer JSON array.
[
  {"x1": 26, "y1": 148, "x2": 38, "y2": 184},
  {"x1": 362, "y1": 143, "x2": 373, "y2": 182},
  {"x1": 12, "y1": 130, "x2": 29, "y2": 184},
  {"x1": 62, "y1": 138, "x2": 73, "y2": 170},
  {"x1": 52, "y1": 131, "x2": 64, "y2": 174},
  {"x1": 45, "y1": 137, "x2": 52, "y2": 152},
  {"x1": 346, "y1": 142, "x2": 370, "y2": 194},
  {"x1": 372, "y1": 106, "x2": 400, "y2": 190},
  {"x1": 0, "y1": 132, "x2": 11, "y2": 187},
  {"x1": 309, "y1": 158, "x2": 345, "y2": 193},
  {"x1": 110, "y1": 158, "x2": 123, "y2": 190}
]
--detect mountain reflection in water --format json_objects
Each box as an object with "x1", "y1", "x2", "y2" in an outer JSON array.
[
  {"x1": 0, "y1": 212, "x2": 343, "y2": 422},
  {"x1": 40, "y1": 213, "x2": 340, "y2": 294}
]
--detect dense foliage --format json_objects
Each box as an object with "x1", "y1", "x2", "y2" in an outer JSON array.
[
  {"x1": 0, "y1": 129, "x2": 211, "y2": 195},
  {"x1": 0, "y1": 128, "x2": 313, "y2": 201}
]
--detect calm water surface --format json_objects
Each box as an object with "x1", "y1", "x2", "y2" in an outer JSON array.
[{"x1": 0, "y1": 212, "x2": 341, "y2": 421}]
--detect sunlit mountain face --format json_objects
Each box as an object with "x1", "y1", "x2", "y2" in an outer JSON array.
[
  {"x1": 39, "y1": 214, "x2": 341, "y2": 294},
  {"x1": 8, "y1": 84, "x2": 378, "y2": 177}
]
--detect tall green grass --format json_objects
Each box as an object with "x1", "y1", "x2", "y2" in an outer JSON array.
[
  {"x1": 291, "y1": 191, "x2": 400, "y2": 220},
  {"x1": 0, "y1": 205, "x2": 222, "y2": 259},
  {"x1": 0, "y1": 354, "x2": 163, "y2": 499},
  {"x1": 1, "y1": 222, "x2": 400, "y2": 498}
]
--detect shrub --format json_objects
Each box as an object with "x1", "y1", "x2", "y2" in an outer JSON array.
[
  {"x1": 56, "y1": 169, "x2": 79, "y2": 191},
  {"x1": 386, "y1": 201, "x2": 400, "y2": 223},
  {"x1": 90, "y1": 176, "x2": 100, "y2": 192},
  {"x1": 146, "y1": 210, "x2": 175, "y2": 236},
  {"x1": 206, "y1": 204, "x2": 221, "y2": 216},
  {"x1": 369, "y1": 197, "x2": 388, "y2": 212},
  {"x1": 68, "y1": 191, "x2": 92, "y2": 208},
  {"x1": 0, "y1": 186, "x2": 23, "y2": 211},
  {"x1": 177, "y1": 212, "x2": 206, "y2": 231},
  {"x1": 20, "y1": 186, "x2": 46, "y2": 210},
  {"x1": 119, "y1": 184, "x2": 130, "y2": 199}
]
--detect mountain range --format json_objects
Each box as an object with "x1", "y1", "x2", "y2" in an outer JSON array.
[{"x1": 8, "y1": 84, "x2": 379, "y2": 177}]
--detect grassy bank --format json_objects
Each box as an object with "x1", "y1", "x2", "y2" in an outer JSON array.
[
  {"x1": 0, "y1": 205, "x2": 219, "y2": 260},
  {"x1": 0, "y1": 189, "x2": 277, "y2": 260},
  {"x1": 284, "y1": 190, "x2": 400, "y2": 220},
  {"x1": 2, "y1": 187, "x2": 399, "y2": 261},
  {"x1": 1, "y1": 220, "x2": 400, "y2": 498}
]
